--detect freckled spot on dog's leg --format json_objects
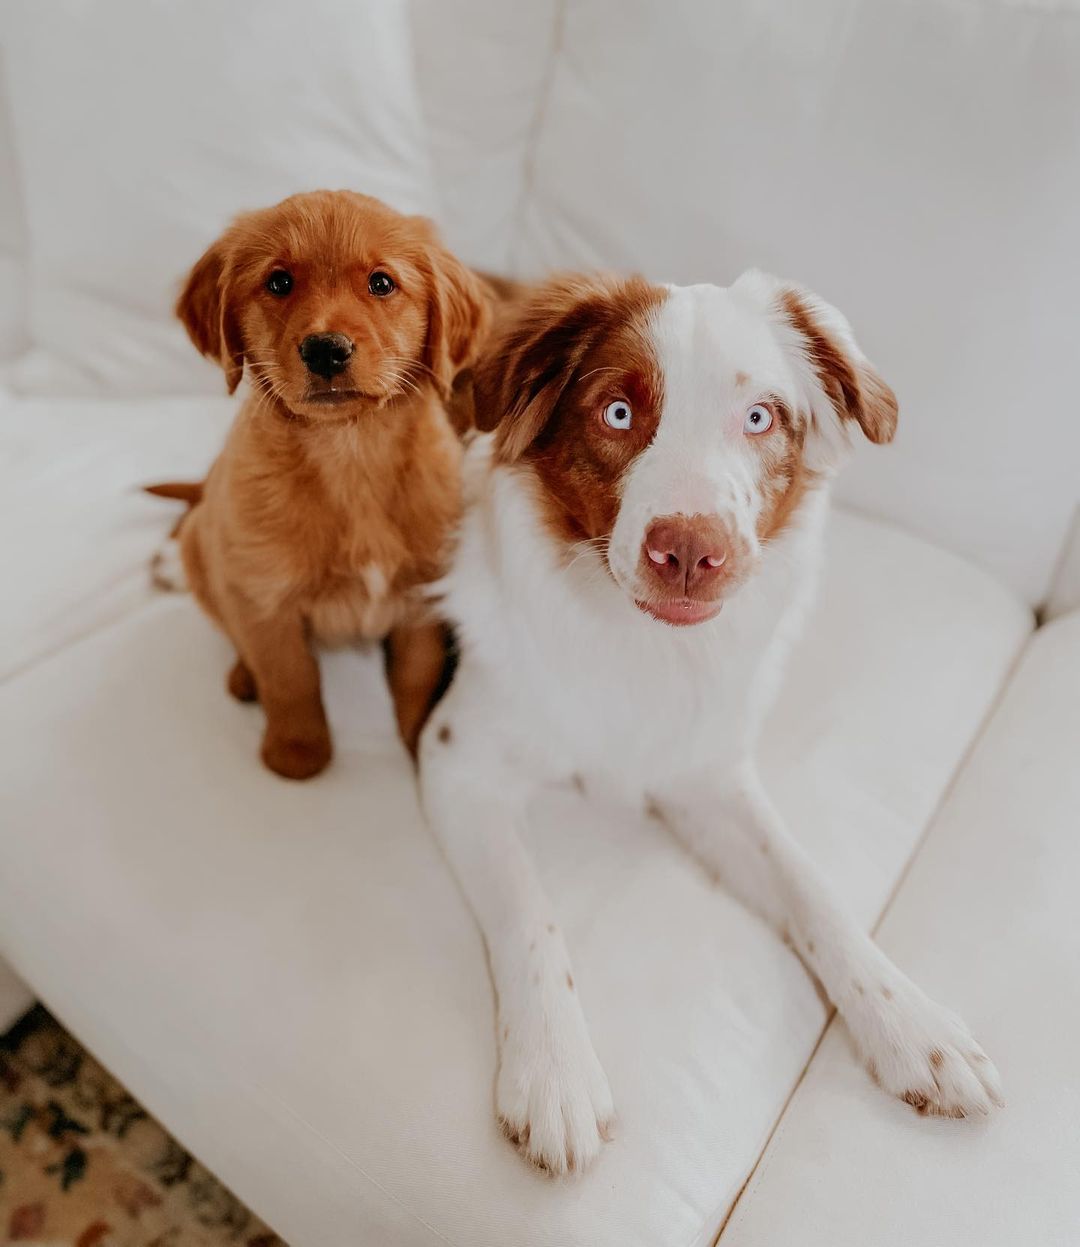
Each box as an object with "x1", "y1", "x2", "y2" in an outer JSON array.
[
  {"x1": 806, "y1": 939, "x2": 816, "y2": 955},
  {"x1": 929, "y1": 1048, "x2": 944, "y2": 1069},
  {"x1": 533, "y1": 970, "x2": 540, "y2": 985},
  {"x1": 529, "y1": 940, "x2": 536, "y2": 953},
  {"x1": 547, "y1": 923, "x2": 555, "y2": 934},
  {"x1": 903, "y1": 1089, "x2": 930, "y2": 1114},
  {"x1": 571, "y1": 773, "x2": 586, "y2": 795},
  {"x1": 854, "y1": 981, "x2": 865, "y2": 996},
  {"x1": 437, "y1": 722, "x2": 452, "y2": 745},
  {"x1": 881, "y1": 986, "x2": 893, "y2": 1000},
  {"x1": 566, "y1": 973, "x2": 574, "y2": 991},
  {"x1": 503, "y1": 1025, "x2": 509, "y2": 1041}
]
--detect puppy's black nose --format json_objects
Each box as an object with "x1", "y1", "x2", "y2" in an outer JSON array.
[{"x1": 299, "y1": 332, "x2": 354, "y2": 379}]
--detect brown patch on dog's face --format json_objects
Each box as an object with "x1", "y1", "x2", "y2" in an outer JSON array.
[
  {"x1": 750, "y1": 396, "x2": 819, "y2": 544},
  {"x1": 176, "y1": 190, "x2": 489, "y2": 420},
  {"x1": 473, "y1": 274, "x2": 667, "y2": 548}
]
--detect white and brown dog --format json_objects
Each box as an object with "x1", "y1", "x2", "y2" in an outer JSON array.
[{"x1": 419, "y1": 271, "x2": 1002, "y2": 1175}]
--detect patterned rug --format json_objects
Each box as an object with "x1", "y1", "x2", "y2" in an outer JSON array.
[{"x1": 0, "y1": 1006, "x2": 285, "y2": 1246}]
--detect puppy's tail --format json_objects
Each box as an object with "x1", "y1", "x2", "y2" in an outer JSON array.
[{"x1": 144, "y1": 480, "x2": 204, "y2": 508}]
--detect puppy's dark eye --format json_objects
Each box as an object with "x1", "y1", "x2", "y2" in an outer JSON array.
[
  {"x1": 266, "y1": 270, "x2": 293, "y2": 297},
  {"x1": 368, "y1": 271, "x2": 395, "y2": 297}
]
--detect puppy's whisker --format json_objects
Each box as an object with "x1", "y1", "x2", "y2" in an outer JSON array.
[
  {"x1": 382, "y1": 368, "x2": 424, "y2": 399},
  {"x1": 385, "y1": 355, "x2": 438, "y2": 386}
]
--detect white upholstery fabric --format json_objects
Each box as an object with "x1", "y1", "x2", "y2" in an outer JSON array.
[
  {"x1": 0, "y1": 50, "x2": 25, "y2": 360},
  {"x1": 0, "y1": 393, "x2": 234, "y2": 683},
  {"x1": 505, "y1": 0, "x2": 1080, "y2": 605},
  {"x1": 0, "y1": 0, "x2": 435, "y2": 396},
  {"x1": 0, "y1": 956, "x2": 32, "y2": 1032},
  {"x1": 721, "y1": 609, "x2": 1080, "y2": 1247},
  {"x1": 410, "y1": 0, "x2": 558, "y2": 270},
  {"x1": 1044, "y1": 507, "x2": 1080, "y2": 621},
  {"x1": 0, "y1": 506, "x2": 1029, "y2": 1247}
]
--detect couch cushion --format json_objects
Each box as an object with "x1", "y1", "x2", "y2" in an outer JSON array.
[
  {"x1": 719, "y1": 609, "x2": 1080, "y2": 1247},
  {"x1": 510, "y1": 0, "x2": 1080, "y2": 605},
  {"x1": 0, "y1": 506, "x2": 1029, "y2": 1246},
  {"x1": 0, "y1": 393, "x2": 234, "y2": 683},
  {"x1": 1, "y1": 0, "x2": 435, "y2": 397}
]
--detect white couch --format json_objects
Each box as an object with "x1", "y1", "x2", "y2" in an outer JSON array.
[{"x1": 1, "y1": 3, "x2": 1078, "y2": 1244}]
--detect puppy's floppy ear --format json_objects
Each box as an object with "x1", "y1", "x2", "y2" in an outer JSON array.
[
  {"x1": 735, "y1": 270, "x2": 898, "y2": 465},
  {"x1": 176, "y1": 236, "x2": 244, "y2": 394},
  {"x1": 419, "y1": 228, "x2": 492, "y2": 400},
  {"x1": 473, "y1": 274, "x2": 627, "y2": 462}
]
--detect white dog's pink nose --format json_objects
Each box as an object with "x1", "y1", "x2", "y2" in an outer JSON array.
[{"x1": 641, "y1": 515, "x2": 729, "y2": 594}]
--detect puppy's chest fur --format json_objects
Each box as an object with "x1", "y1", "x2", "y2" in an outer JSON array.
[{"x1": 226, "y1": 399, "x2": 462, "y2": 644}]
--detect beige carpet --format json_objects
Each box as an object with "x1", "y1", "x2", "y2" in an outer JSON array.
[{"x1": 0, "y1": 1006, "x2": 285, "y2": 1246}]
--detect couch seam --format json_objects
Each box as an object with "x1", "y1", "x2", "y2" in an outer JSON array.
[
  {"x1": 505, "y1": 0, "x2": 567, "y2": 275},
  {"x1": 709, "y1": 622, "x2": 1035, "y2": 1245},
  {"x1": 1037, "y1": 500, "x2": 1080, "y2": 623}
]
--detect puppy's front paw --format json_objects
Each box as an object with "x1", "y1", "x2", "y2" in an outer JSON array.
[
  {"x1": 149, "y1": 537, "x2": 188, "y2": 592},
  {"x1": 261, "y1": 727, "x2": 332, "y2": 780},
  {"x1": 852, "y1": 978, "x2": 1003, "y2": 1119},
  {"x1": 496, "y1": 1000, "x2": 614, "y2": 1176}
]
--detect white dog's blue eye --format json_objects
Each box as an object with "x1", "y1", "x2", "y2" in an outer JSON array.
[
  {"x1": 744, "y1": 403, "x2": 773, "y2": 435},
  {"x1": 603, "y1": 400, "x2": 633, "y2": 430}
]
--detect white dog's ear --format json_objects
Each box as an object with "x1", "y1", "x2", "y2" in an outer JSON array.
[
  {"x1": 474, "y1": 272, "x2": 648, "y2": 462},
  {"x1": 734, "y1": 270, "x2": 898, "y2": 467}
]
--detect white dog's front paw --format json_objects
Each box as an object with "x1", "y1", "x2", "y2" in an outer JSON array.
[
  {"x1": 851, "y1": 978, "x2": 1003, "y2": 1119},
  {"x1": 150, "y1": 536, "x2": 188, "y2": 592},
  {"x1": 496, "y1": 1001, "x2": 614, "y2": 1175}
]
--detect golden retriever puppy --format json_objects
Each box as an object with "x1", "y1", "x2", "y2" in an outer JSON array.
[{"x1": 149, "y1": 190, "x2": 492, "y2": 779}]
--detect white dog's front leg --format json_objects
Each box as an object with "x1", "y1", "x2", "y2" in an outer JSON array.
[
  {"x1": 656, "y1": 764, "x2": 1002, "y2": 1119},
  {"x1": 419, "y1": 687, "x2": 613, "y2": 1174}
]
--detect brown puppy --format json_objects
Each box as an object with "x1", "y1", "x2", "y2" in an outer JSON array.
[{"x1": 149, "y1": 190, "x2": 491, "y2": 779}]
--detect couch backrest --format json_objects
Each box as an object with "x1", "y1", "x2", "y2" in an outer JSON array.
[
  {"x1": 411, "y1": 0, "x2": 559, "y2": 274},
  {"x1": 0, "y1": 0, "x2": 435, "y2": 397},
  {"x1": 413, "y1": 0, "x2": 1080, "y2": 607}
]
